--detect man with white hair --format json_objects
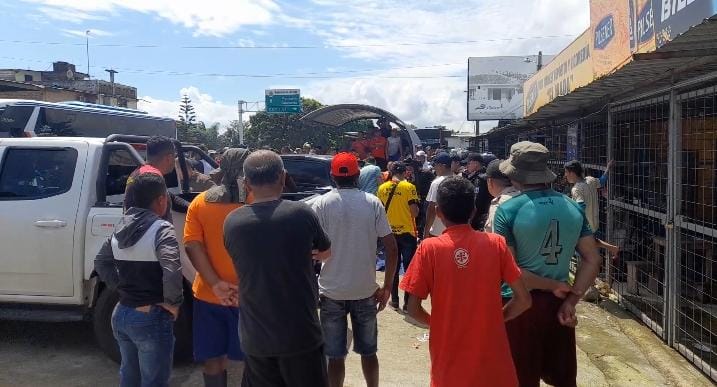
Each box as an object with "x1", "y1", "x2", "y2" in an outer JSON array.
[{"x1": 415, "y1": 150, "x2": 431, "y2": 171}]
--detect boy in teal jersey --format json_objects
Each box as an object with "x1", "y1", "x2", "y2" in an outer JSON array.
[{"x1": 493, "y1": 141, "x2": 603, "y2": 387}]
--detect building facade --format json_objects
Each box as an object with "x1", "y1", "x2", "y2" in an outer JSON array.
[
  {"x1": 479, "y1": 11, "x2": 717, "y2": 382},
  {"x1": 0, "y1": 62, "x2": 137, "y2": 109}
]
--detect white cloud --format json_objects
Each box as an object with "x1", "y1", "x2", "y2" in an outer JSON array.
[
  {"x1": 24, "y1": 0, "x2": 281, "y2": 36},
  {"x1": 301, "y1": 0, "x2": 590, "y2": 131},
  {"x1": 61, "y1": 28, "x2": 114, "y2": 38},
  {"x1": 139, "y1": 87, "x2": 243, "y2": 130}
]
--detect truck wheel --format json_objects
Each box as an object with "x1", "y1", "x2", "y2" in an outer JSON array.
[
  {"x1": 92, "y1": 285, "x2": 194, "y2": 364},
  {"x1": 93, "y1": 288, "x2": 121, "y2": 363}
]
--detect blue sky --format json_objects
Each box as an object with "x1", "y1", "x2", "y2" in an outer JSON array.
[{"x1": 0, "y1": 0, "x2": 590, "y2": 132}]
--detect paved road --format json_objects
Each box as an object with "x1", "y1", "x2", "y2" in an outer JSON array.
[{"x1": 0, "y1": 285, "x2": 713, "y2": 386}]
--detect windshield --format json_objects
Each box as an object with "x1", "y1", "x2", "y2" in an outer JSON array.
[{"x1": 282, "y1": 158, "x2": 332, "y2": 190}]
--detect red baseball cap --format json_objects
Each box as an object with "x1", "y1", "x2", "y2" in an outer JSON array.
[{"x1": 331, "y1": 152, "x2": 360, "y2": 177}]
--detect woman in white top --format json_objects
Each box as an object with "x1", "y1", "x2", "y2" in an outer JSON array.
[{"x1": 387, "y1": 127, "x2": 403, "y2": 161}]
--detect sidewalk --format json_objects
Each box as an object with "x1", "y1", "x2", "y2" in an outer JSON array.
[{"x1": 340, "y1": 273, "x2": 714, "y2": 386}]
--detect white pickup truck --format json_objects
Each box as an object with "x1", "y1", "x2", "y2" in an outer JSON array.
[{"x1": 0, "y1": 135, "x2": 211, "y2": 362}]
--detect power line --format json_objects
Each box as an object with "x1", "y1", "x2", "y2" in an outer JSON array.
[
  {"x1": 0, "y1": 55, "x2": 465, "y2": 79},
  {"x1": 0, "y1": 34, "x2": 576, "y2": 50}
]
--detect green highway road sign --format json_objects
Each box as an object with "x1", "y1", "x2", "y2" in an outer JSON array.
[{"x1": 265, "y1": 89, "x2": 302, "y2": 114}]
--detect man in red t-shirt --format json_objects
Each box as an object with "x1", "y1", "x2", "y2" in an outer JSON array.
[{"x1": 400, "y1": 176, "x2": 532, "y2": 387}]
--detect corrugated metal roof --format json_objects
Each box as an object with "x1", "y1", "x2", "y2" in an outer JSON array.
[
  {"x1": 300, "y1": 104, "x2": 408, "y2": 128},
  {"x1": 482, "y1": 15, "x2": 717, "y2": 138}
]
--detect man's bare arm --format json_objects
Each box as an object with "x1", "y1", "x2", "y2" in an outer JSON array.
[
  {"x1": 186, "y1": 241, "x2": 237, "y2": 306},
  {"x1": 567, "y1": 236, "x2": 602, "y2": 303},
  {"x1": 508, "y1": 246, "x2": 571, "y2": 297},
  {"x1": 409, "y1": 203, "x2": 420, "y2": 219},
  {"x1": 406, "y1": 294, "x2": 430, "y2": 326},
  {"x1": 186, "y1": 241, "x2": 220, "y2": 286},
  {"x1": 504, "y1": 278, "x2": 532, "y2": 321}
]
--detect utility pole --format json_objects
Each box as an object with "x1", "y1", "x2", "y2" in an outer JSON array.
[
  {"x1": 236, "y1": 100, "x2": 264, "y2": 146},
  {"x1": 105, "y1": 69, "x2": 118, "y2": 106},
  {"x1": 537, "y1": 51, "x2": 543, "y2": 71},
  {"x1": 85, "y1": 30, "x2": 91, "y2": 79},
  {"x1": 237, "y1": 100, "x2": 244, "y2": 146}
]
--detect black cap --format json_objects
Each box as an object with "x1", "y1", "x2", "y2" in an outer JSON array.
[
  {"x1": 467, "y1": 152, "x2": 484, "y2": 164},
  {"x1": 486, "y1": 159, "x2": 508, "y2": 179},
  {"x1": 391, "y1": 161, "x2": 407, "y2": 174}
]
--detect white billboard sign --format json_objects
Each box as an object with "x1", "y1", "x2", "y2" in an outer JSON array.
[{"x1": 467, "y1": 55, "x2": 553, "y2": 121}]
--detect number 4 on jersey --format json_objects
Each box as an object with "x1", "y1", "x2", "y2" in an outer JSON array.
[{"x1": 541, "y1": 219, "x2": 562, "y2": 265}]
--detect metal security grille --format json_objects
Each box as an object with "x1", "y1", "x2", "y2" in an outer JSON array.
[
  {"x1": 581, "y1": 116, "x2": 609, "y2": 280},
  {"x1": 675, "y1": 86, "x2": 717, "y2": 378},
  {"x1": 608, "y1": 97, "x2": 670, "y2": 335},
  {"x1": 480, "y1": 80, "x2": 717, "y2": 382}
]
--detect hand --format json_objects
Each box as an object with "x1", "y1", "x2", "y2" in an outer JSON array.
[
  {"x1": 552, "y1": 281, "x2": 572, "y2": 299},
  {"x1": 374, "y1": 287, "x2": 390, "y2": 312},
  {"x1": 607, "y1": 159, "x2": 615, "y2": 170},
  {"x1": 557, "y1": 300, "x2": 578, "y2": 327},
  {"x1": 607, "y1": 245, "x2": 620, "y2": 261},
  {"x1": 159, "y1": 303, "x2": 180, "y2": 320},
  {"x1": 212, "y1": 281, "x2": 239, "y2": 307}
]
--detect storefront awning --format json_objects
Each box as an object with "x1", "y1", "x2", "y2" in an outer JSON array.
[{"x1": 524, "y1": 16, "x2": 717, "y2": 122}]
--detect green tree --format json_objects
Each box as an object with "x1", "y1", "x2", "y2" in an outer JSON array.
[
  {"x1": 178, "y1": 94, "x2": 196, "y2": 125},
  {"x1": 217, "y1": 120, "x2": 243, "y2": 148},
  {"x1": 244, "y1": 98, "x2": 349, "y2": 150},
  {"x1": 177, "y1": 94, "x2": 197, "y2": 142}
]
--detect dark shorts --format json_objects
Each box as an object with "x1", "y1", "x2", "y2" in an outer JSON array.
[
  {"x1": 320, "y1": 296, "x2": 378, "y2": 358},
  {"x1": 241, "y1": 346, "x2": 327, "y2": 387},
  {"x1": 193, "y1": 298, "x2": 244, "y2": 362},
  {"x1": 504, "y1": 291, "x2": 577, "y2": 387}
]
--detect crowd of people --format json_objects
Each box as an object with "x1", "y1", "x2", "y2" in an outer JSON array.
[{"x1": 95, "y1": 133, "x2": 617, "y2": 387}]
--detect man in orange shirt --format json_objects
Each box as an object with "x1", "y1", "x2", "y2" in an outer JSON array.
[
  {"x1": 400, "y1": 176, "x2": 532, "y2": 387},
  {"x1": 368, "y1": 128, "x2": 388, "y2": 170},
  {"x1": 351, "y1": 132, "x2": 369, "y2": 160},
  {"x1": 184, "y1": 148, "x2": 249, "y2": 387}
]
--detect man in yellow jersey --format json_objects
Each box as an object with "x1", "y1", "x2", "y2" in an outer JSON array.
[{"x1": 378, "y1": 162, "x2": 420, "y2": 311}]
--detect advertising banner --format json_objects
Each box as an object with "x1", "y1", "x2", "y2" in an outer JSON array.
[
  {"x1": 654, "y1": 0, "x2": 717, "y2": 47},
  {"x1": 591, "y1": 0, "x2": 633, "y2": 77},
  {"x1": 566, "y1": 123, "x2": 579, "y2": 161},
  {"x1": 467, "y1": 56, "x2": 552, "y2": 121},
  {"x1": 630, "y1": 0, "x2": 657, "y2": 53},
  {"x1": 523, "y1": 30, "x2": 593, "y2": 117}
]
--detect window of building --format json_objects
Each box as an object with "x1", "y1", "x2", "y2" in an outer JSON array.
[
  {"x1": 24, "y1": 74, "x2": 33, "y2": 82},
  {"x1": 0, "y1": 148, "x2": 78, "y2": 200}
]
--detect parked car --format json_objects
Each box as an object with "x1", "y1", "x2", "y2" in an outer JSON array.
[
  {"x1": 281, "y1": 154, "x2": 334, "y2": 201},
  {"x1": 0, "y1": 99, "x2": 177, "y2": 139},
  {"x1": 0, "y1": 135, "x2": 213, "y2": 363}
]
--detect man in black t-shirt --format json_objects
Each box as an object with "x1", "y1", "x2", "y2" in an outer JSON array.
[
  {"x1": 462, "y1": 153, "x2": 493, "y2": 230},
  {"x1": 223, "y1": 150, "x2": 332, "y2": 387}
]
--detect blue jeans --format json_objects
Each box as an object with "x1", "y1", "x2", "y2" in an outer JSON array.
[
  {"x1": 320, "y1": 296, "x2": 378, "y2": 358},
  {"x1": 391, "y1": 233, "x2": 417, "y2": 306},
  {"x1": 112, "y1": 304, "x2": 175, "y2": 387}
]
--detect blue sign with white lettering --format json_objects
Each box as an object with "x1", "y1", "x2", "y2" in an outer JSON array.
[{"x1": 265, "y1": 89, "x2": 302, "y2": 114}]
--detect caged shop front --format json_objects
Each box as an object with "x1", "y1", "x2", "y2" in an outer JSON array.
[{"x1": 479, "y1": 9, "x2": 717, "y2": 381}]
